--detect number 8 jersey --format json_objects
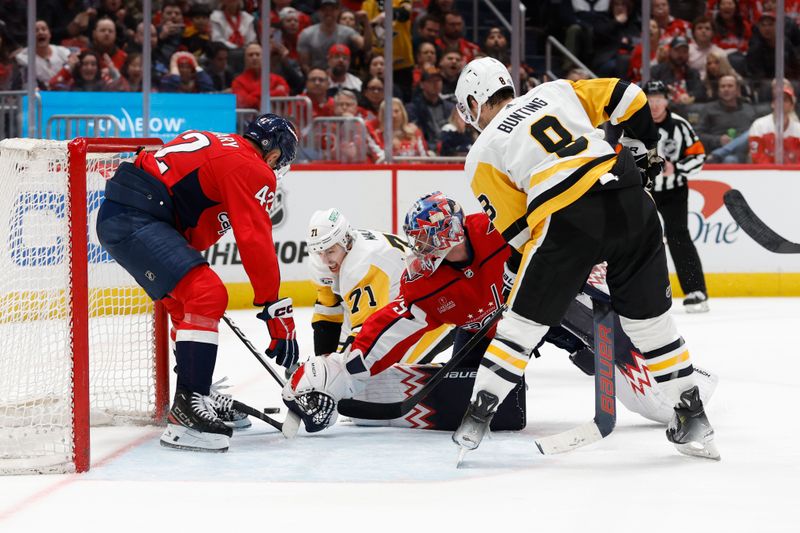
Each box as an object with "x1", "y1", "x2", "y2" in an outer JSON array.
[{"x1": 466, "y1": 78, "x2": 658, "y2": 253}]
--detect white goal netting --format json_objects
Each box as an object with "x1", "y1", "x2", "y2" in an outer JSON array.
[{"x1": 0, "y1": 139, "x2": 165, "y2": 474}]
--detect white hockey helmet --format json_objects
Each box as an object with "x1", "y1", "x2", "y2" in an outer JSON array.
[
  {"x1": 307, "y1": 208, "x2": 355, "y2": 254},
  {"x1": 455, "y1": 57, "x2": 515, "y2": 131}
]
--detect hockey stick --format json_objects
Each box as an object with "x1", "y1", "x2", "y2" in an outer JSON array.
[
  {"x1": 221, "y1": 314, "x2": 301, "y2": 437},
  {"x1": 535, "y1": 298, "x2": 616, "y2": 454},
  {"x1": 724, "y1": 189, "x2": 800, "y2": 254},
  {"x1": 337, "y1": 305, "x2": 507, "y2": 420}
]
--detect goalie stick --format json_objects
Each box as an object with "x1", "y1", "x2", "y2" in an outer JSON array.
[
  {"x1": 221, "y1": 314, "x2": 301, "y2": 437},
  {"x1": 534, "y1": 298, "x2": 616, "y2": 454},
  {"x1": 337, "y1": 305, "x2": 507, "y2": 420},
  {"x1": 724, "y1": 189, "x2": 800, "y2": 254}
]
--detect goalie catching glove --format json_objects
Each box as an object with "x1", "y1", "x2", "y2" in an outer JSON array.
[
  {"x1": 257, "y1": 298, "x2": 299, "y2": 369},
  {"x1": 282, "y1": 353, "x2": 359, "y2": 433}
]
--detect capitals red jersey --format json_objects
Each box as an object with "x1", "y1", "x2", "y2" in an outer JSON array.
[
  {"x1": 348, "y1": 213, "x2": 509, "y2": 376},
  {"x1": 135, "y1": 130, "x2": 280, "y2": 305}
]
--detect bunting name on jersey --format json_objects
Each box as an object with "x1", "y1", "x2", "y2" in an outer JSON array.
[{"x1": 497, "y1": 97, "x2": 549, "y2": 133}]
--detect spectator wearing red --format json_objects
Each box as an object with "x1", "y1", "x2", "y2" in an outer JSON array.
[
  {"x1": 304, "y1": 68, "x2": 336, "y2": 118},
  {"x1": 49, "y1": 50, "x2": 113, "y2": 91},
  {"x1": 160, "y1": 51, "x2": 215, "y2": 93},
  {"x1": 712, "y1": 0, "x2": 751, "y2": 53},
  {"x1": 211, "y1": 0, "x2": 257, "y2": 50},
  {"x1": 232, "y1": 43, "x2": 291, "y2": 108},
  {"x1": 91, "y1": 17, "x2": 127, "y2": 71},
  {"x1": 278, "y1": 7, "x2": 304, "y2": 61},
  {"x1": 0, "y1": 21, "x2": 20, "y2": 91},
  {"x1": 749, "y1": 83, "x2": 800, "y2": 163},
  {"x1": 368, "y1": 97, "x2": 429, "y2": 162},
  {"x1": 327, "y1": 44, "x2": 362, "y2": 94},
  {"x1": 435, "y1": 12, "x2": 480, "y2": 63},
  {"x1": 652, "y1": 0, "x2": 691, "y2": 47},
  {"x1": 628, "y1": 18, "x2": 664, "y2": 83}
]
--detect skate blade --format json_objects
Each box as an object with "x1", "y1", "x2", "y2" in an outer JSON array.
[
  {"x1": 456, "y1": 447, "x2": 469, "y2": 469},
  {"x1": 674, "y1": 439, "x2": 721, "y2": 461}
]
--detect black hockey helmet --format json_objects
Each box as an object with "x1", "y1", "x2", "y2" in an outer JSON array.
[
  {"x1": 243, "y1": 113, "x2": 298, "y2": 172},
  {"x1": 643, "y1": 80, "x2": 669, "y2": 98}
]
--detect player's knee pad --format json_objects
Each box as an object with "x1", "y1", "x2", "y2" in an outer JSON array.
[
  {"x1": 171, "y1": 265, "x2": 228, "y2": 325},
  {"x1": 618, "y1": 311, "x2": 679, "y2": 353},
  {"x1": 495, "y1": 309, "x2": 549, "y2": 353}
]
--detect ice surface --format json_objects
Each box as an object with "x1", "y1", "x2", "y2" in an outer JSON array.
[{"x1": 1, "y1": 299, "x2": 799, "y2": 532}]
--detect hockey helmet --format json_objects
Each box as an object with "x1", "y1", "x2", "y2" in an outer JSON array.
[
  {"x1": 455, "y1": 57, "x2": 515, "y2": 131},
  {"x1": 403, "y1": 191, "x2": 465, "y2": 276},
  {"x1": 243, "y1": 113, "x2": 298, "y2": 177},
  {"x1": 307, "y1": 208, "x2": 356, "y2": 254},
  {"x1": 643, "y1": 80, "x2": 669, "y2": 98}
]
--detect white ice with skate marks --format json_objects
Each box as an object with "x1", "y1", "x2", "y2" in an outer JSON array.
[{"x1": 1, "y1": 300, "x2": 800, "y2": 532}]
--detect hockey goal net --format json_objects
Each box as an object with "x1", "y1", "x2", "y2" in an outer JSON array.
[{"x1": 0, "y1": 137, "x2": 169, "y2": 475}]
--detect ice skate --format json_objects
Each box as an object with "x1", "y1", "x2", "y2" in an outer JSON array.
[
  {"x1": 161, "y1": 389, "x2": 233, "y2": 452},
  {"x1": 683, "y1": 291, "x2": 709, "y2": 313},
  {"x1": 209, "y1": 390, "x2": 252, "y2": 429},
  {"x1": 453, "y1": 390, "x2": 499, "y2": 465},
  {"x1": 209, "y1": 378, "x2": 251, "y2": 429},
  {"x1": 666, "y1": 386, "x2": 720, "y2": 460}
]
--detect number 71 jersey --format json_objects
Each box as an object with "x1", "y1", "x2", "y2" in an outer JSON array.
[{"x1": 466, "y1": 78, "x2": 653, "y2": 253}]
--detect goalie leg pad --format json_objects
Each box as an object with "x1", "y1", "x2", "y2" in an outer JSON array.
[{"x1": 350, "y1": 364, "x2": 526, "y2": 431}]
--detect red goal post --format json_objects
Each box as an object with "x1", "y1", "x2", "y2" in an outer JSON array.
[{"x1": 0, "y1": 137, "x2": 169, "y2": 474}]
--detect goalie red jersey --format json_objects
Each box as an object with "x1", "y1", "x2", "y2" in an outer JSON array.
[
  {"x1": 347, "y1": 212, "x2": 509, "y2": 376},
  {"x1": 135, "y1": 130, "x2": 281, "y2": 305}
]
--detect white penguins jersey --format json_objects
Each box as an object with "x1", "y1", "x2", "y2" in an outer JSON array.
[
  {"x1": 466, "y1": 78, "x2": 655, "y2": 253},
  {"x1": 310, "y1": 229, "x2": 409, "y2": 337}
]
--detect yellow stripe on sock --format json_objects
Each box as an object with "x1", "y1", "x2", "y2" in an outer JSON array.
[
  {"x1": 486, "y1": 344, "x2": 528, "y2": 370},
  {"x1": 647, "y1": 351, "x2": 690, "y2": 372}
]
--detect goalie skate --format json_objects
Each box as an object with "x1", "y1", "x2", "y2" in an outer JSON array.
[
  {"x1": 161, "y1": 390, "x2": 233, "y2": 452},
  {"x1": 666, "y1": 386, "x2": 720, "y2": 461}
]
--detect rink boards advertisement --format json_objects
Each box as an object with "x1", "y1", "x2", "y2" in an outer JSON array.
[
  {"x1": 203, "y1": 165, "x2": 800, "y2": 305},
  {"x1": 3, "y1": 164, "x2": 798, "y2": 310}
]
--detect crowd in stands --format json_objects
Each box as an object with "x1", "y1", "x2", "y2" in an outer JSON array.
[{"x1": 0, "y1": 0, "x2": 798, "y2": 163}]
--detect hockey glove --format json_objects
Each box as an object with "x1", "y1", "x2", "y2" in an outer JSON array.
[
  {"x1": 642, "y1": 148, "x2": 664, "y2": 191},
  {"x1": 257, "y1": 298, "x2": 299, "y2": 369},
  {"x1": 282, "y1": 354, "x2": 356, "y2": 432}
]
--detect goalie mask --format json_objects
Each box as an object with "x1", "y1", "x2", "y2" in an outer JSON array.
[{"x1": 403, "y1": 192, "x2": 465, "y2": 276}]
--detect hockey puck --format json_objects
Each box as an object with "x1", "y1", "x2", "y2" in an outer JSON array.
[{"x1": 263, "y1": 407, "x2": 280, "y2": 414}]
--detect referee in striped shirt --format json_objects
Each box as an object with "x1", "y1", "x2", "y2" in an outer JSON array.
[{"x1": 643, "y1": 80, "x2": 709, "y2": 313}]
